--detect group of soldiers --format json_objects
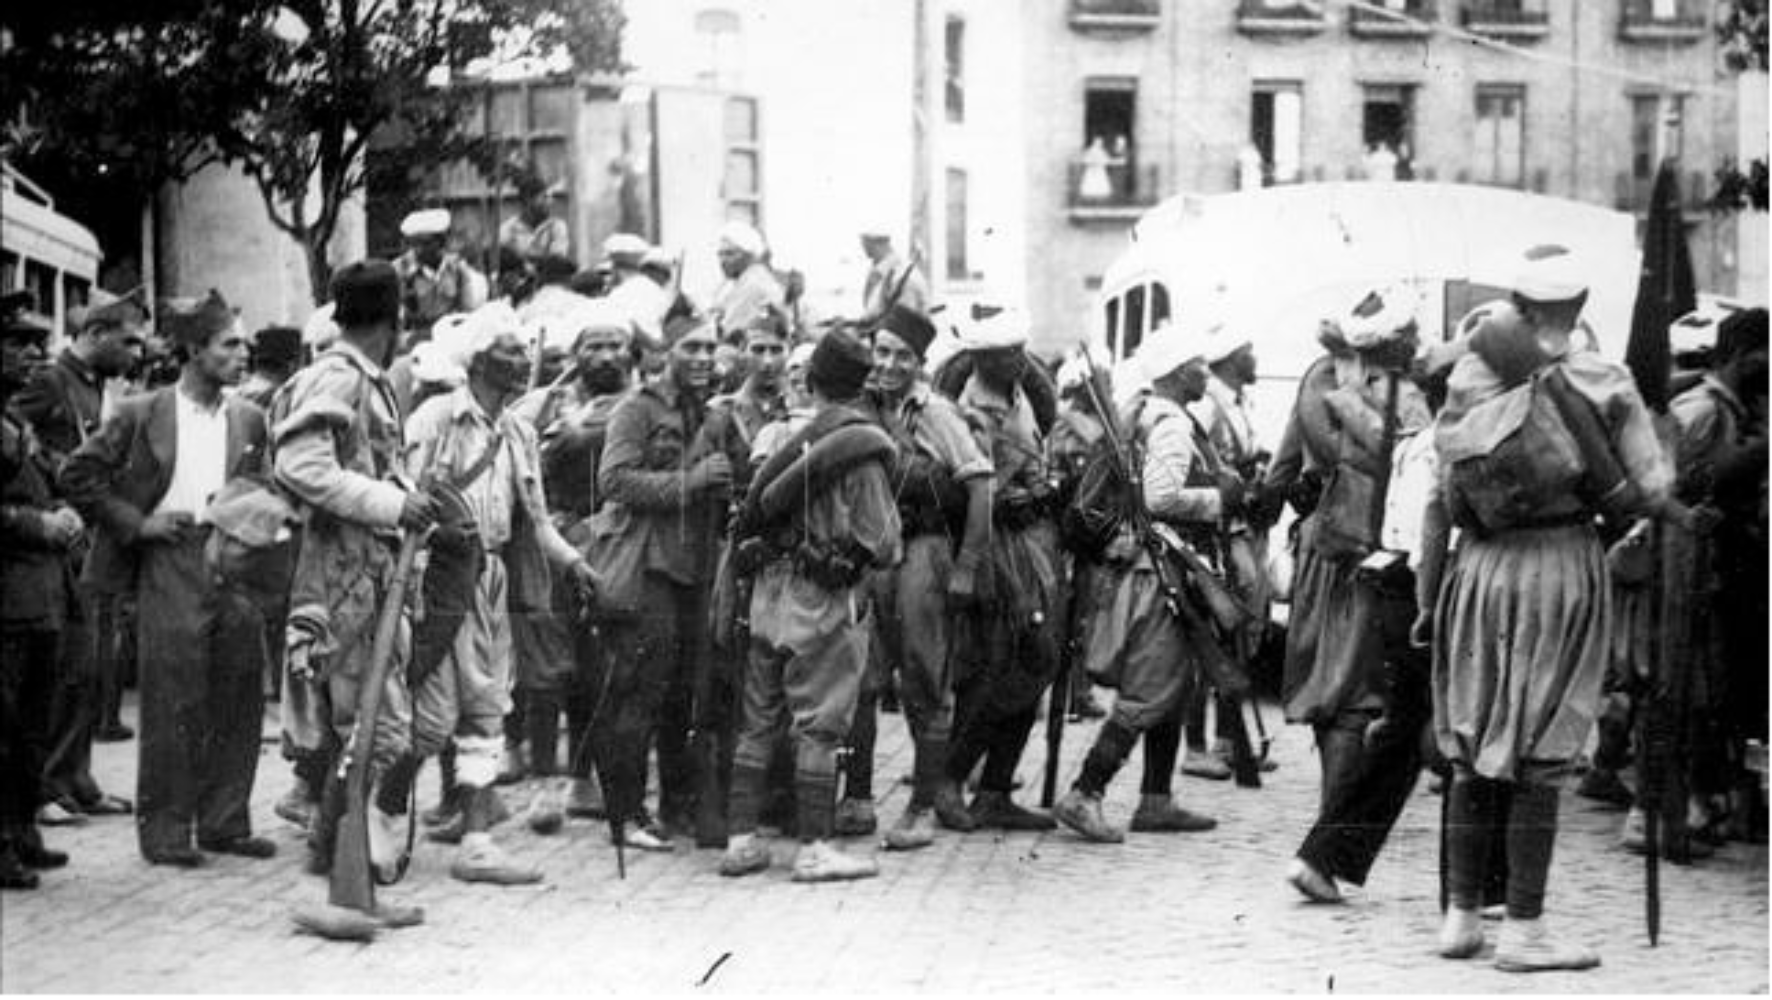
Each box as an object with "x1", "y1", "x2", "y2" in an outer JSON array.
[{"x1": 0, "y1": 213, "x2": 1764, "y2": 972}]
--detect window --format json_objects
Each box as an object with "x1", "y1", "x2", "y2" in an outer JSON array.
[
  {"x1": 0, "y1": 250, "x2": 17, "y2": 292},
  {"x1": 1631, "y1": 93, "x2": 1685, "y2": 181},
  {"x1": 695, "y1": 9, "x2": 742, "y2": 89},
  {"x1": 1082, "y1": 78, "x2": 1138, "y2": 201},
  {"x1": 944, "y1": 168, "x2": 969, "y2": 281},
  {"x1": 1150, "y1": 282, "x2": 1171, "y2": 329},
  {"x1": 1252, "y1": 81, "x2": 1303, "y2": 185},
  {"x1": 1362, "y1": 84, "x2": 1416, "y2": 176},
  {"x1": 1474, "y1": 85, "x2": 1525, "y2": 187},
  {"x1": 724, "y1": 96, "x2": 763, "y2": 225},
  {"x1": 1123, "y1": 285, "x2": 1147, "y2": 359},
  {"x1": 944, "y1": 17, "x2": 965, "y2": 123},
  {"x1": 1104, "y1": 297, "x2": 1121, "y2": 355}
]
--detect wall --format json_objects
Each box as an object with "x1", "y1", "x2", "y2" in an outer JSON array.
[{"x1": 156, "y1": 162, "x2": 365, "y2": 330}]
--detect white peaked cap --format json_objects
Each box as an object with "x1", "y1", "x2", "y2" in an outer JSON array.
[
  {"x1": 1514, "y1": 244, "x2": 1588, "y2": 302},
  {"x1": 400, "y1": 208, "x2": 452, "y2": 238}
]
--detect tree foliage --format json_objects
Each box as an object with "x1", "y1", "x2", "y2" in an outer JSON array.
[
  {"x1": 1717, "y1": 0, "x2": 1769, "y2": 73},
  {"x1": 2, "y1": 0, "x2": 624, "y2": 300}
]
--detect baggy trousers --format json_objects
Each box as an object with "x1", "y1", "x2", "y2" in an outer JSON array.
[
  {"x1": 134, "y1": 535, "x2": 265, "y2": 856},
  {"x1": 0, "y1": 628, "x2": 58, "y2": 850}
]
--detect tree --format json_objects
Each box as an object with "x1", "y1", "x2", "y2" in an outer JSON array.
[{"x1": 2, "y1": 0, "x2": 624, "y2": 302}]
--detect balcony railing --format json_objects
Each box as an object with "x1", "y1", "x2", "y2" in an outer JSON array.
[
  {"x1": 1067, "y1": 160, "x2": 1162, "y2": 220},
  {"x1": 1620, "y1": 0, "x2": 1707, "y2": 42},
  {"x1": 1236, "y1": 0, "x2": 1329, "y2": 36},
  {"x1": 1068, "y1": 0, "x2": 1162, "y2": 32},
  {"x1": 1614, "y1": 169, "x2": 1711, "y2": 216},
  {"x1": 1461, "y1": 1, "x2": 1550, "y2": 39},
  {"x1": 1350, "y1": 0, "x2": 1436, "y2": 37}
]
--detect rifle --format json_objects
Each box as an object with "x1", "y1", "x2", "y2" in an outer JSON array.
[
  {"x1": 330, "y1": 529, "x2": 426, "y2": 914},
  {"x1": 1042, "y1": 565, "x2": 1088, "y2": 808},
  {"x1": 1073, "y1": 348, "x2": 1262, "y2": 787},
  {"x1": 857, "y1": 251, "x2": 922, "y2": 334}
]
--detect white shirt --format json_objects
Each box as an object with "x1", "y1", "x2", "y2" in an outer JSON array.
[{"x1": 155, "y1": 389, "x2": 230, "y2": 518}]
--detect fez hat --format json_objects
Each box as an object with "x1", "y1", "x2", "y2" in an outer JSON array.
[
  {"x1": 808, "y1": 329, "x2": 872, "y2": 401},
  {"x1": 251, "y1": 326, "x2": 304, "y2": 368},
  {"x1": 878, "y1": 305, "x2": 936, "y2": 359},
  {"x1": 331, "y1": 260, "x2": 402, "y2": 328}
]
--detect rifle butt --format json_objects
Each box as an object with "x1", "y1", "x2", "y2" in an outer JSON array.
[{"x1": 328, "y1": 804, "x2": 375, "y2": 913}]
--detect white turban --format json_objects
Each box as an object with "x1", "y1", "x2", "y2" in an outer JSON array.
[
  {"x1": 959, "y1": 304, "x2": 1029, "y2": 351},
  {"x1": 1337, "y1": 284, "x2": 1422, "y2": 351},
  {"x1": 1203, "y1": 325, "x2": 1253, "y2": 366},
  {"x1": 399, "y1": 208, "x2": 452, "y2": 238},
  {"x1": 717, "y1": 221, "x2": 766, "y2": 257},
  {"x1": 534, "y1": 297, "x2": 634, "y2": 354},
  {"x1": 1514, "y1": 244, "x2": 1588, "y2": 303},
  {"x1": 301, "y1": 303, "x2": 339, "y2": 350},
  {"x1": 449, "y1": 301, "x2": 526, "y2": 370},
  {"x1": 1135, "y1": 317, "x2": 1211, "y2": 383}
]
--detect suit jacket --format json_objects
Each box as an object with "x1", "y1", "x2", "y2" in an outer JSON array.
[
  {"x1": 13, "y1": 349, "x2": 106, "y2": 463},
  {"x1": 61, "y1": 385, "x2": 268, "y2": 594}
]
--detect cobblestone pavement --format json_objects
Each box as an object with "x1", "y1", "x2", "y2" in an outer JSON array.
[{"x1": 3, "y1": 692, "x2": 1765, "y2": 994}]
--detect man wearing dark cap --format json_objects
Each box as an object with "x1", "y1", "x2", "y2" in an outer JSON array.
[
  {"x1": 837, "y1": 305, "x2": 992, "y2": 848},
  {"x1": 0, "y1": 294, "x2": 79, "y2": 887},
  {"x1": 15, "y1": 291, "x2": 147, "y2": 824},
  {"x1": 595, "y1": 313, "x2": 733, "y2": 849},
  {"x1": 62, "y1": 290, "x2": 275, "y2": 867},
  {"x1": 719, "y1": 329, "x2": 902, "y2": 881},
  {"x1": 271, "y1": 260, "x2": 443, "y2": 875},
  {"x1": 237, "y1": 326, "x2": 305, "y2": 410}
]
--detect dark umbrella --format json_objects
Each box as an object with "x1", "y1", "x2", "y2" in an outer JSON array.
[
  {"x1": 1624, "y1": 157, "x2": 1697, "y2": 949},
  {"x1": 1624, "y1": 159, "x2": 1696, "y2": 413}
]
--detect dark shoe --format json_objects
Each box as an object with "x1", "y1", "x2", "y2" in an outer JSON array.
[
  {"x1": 969, "y1": 790, "x2": 1056, "y2": 832},
  {"x1": 0, "y1": 851, "x2": 40, "y2": 890},
  {"x1": 1576, "y1": 769, "x2": 1633, "y2": 809},
  {"x1": 199, "y1": 835, "x2": 277, "y2": 859},
  {"x1": 16, "y1": 842, "x2": 69, "y2": 870},
  {"x1": 144, "y1": 846, "x2": 206, "y2": 868},
  {"x1": 94, "y1": 722, "x2": 135, "y2": 743},
  {"x1": 1067, "y1": 696, "x2": 1107, "y2": 723},
  {"x1": 833, "y1": 798, "x2": 877, "y2": 837},
  {"x1": 1128, "y1": 794, "x2": 1217, "y2": 833},
  {"x1": 933, "y1": 781, "x2": 977, "y2": 833},
  {"x1": 77, "y1": 793, "x2": 133, "y2": 817}
]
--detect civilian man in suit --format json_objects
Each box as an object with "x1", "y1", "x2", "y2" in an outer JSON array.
[{"x1": 62, "y1": 292, "x2": 275, "y2": 867}]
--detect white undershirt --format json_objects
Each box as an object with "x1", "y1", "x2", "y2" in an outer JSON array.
[{"x1": 153, "y1": 389, "x2": 229, "y2": 518}]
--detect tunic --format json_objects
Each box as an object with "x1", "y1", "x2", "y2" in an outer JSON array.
[{"x1": 1431, "y1": 347, "x2": 1670, "y2": 779}]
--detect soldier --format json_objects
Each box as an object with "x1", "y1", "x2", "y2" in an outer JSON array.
[
  {"x1": 0, "y1": 293, "x2": 77, "y2": 888},
  {"x1": 1181, "y1": 327, "x2": 1274, "y2": 781},
  {"x1": 366, "y1": 302, "x2": 597, "y2": 886},
  {"x1": 718, "y1": 329, "x2": 901, "y2": 880},
  {"x1": 708, "y1": 222, "x2": 785, "y2": 343},
  {"x1": 840, "y1": 305, "x2": 992, "y2": 847},
  {"x1": 692, "y1": 313, "x2": 795, "y2": 846},
  {"x1": 506, "y1": 305, "x2": 638, "y2": 831},
  {"x1": 393, "y1": 209, "x2": 487, "y2": 336},
  {"x1": 601, "y1": 233, "x2": 671, "y2": 353},
  {"x1": 1052, "y1": 321, "x2": 1224, "y2": 843},
  {"x1": 14, "y1": 292, "x2": 146, "y2": 823},
  {"x1": 939, "y1": 308, "x2": 1062, "y2": 832},
  {"x1": 272, "y1": 261, "x2": 443, "y2": 876},
  {"x1": 856, "y1": 224, "x2": 929, "y2": 325},
  {"x1": 61, "y1": 291, "x2": 274, "y2": 867},
  {"x1": 595, "y1": 313, "x2": 733, "y2": 849}
]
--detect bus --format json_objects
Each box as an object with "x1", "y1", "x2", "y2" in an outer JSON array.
[{"x1": 2, "y1": 161, "x2": 103, "y2": 347}]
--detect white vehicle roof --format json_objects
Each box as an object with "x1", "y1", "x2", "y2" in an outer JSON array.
[{"x1": 1098, "y1": 182, "x2": 1640, "y2": 379}]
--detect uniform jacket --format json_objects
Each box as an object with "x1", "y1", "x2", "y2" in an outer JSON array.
[
  {"x1": 61, "y1": 385, "x2": 267, "y2": 595},
  {"x1": 598, "y1": 375, "x2": 724, "y2": 585},
  {"x1": 14, "y1": 349, "x2": 106, "y2": 463},
  {"x1": 1, "y1": 409, "x2": 75, "y2": 628}
]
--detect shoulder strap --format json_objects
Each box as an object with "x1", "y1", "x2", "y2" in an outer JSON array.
[
  {"x1": 1365, "y1": 372, "x2": 1402, "y2": 542},
  {"x1": 448, "y1": 424, "x2": 506, "y2": 492}
]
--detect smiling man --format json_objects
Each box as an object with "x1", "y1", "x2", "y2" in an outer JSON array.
[
  {"x1": 595, "y1": 313, "x2": 734, "y2": 849},
  {"x1": 841, "y1": 305, "x2": 992, "y2": 847},
  {"x1": 62, "y1": 292, "x2": 273, "y2": 868}
]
